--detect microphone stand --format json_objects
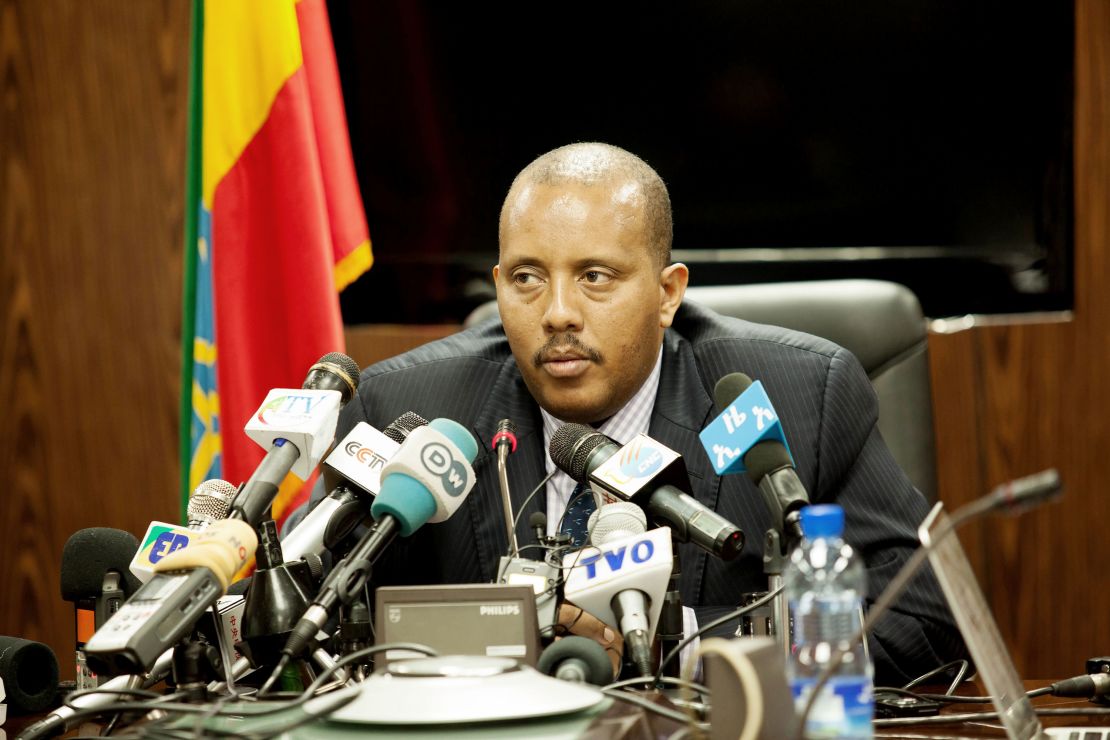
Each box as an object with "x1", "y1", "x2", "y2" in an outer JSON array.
[
  {"x1": 762, "y1": 528, "x2": 791, "y2": 666},
  {"x1": 656, "y1": 534, "x2": 685, "y2": 679}
]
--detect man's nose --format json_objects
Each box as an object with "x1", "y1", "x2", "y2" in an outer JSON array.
[{"x1": 542, "y1": 277, "x2": 582, "y2": 333}]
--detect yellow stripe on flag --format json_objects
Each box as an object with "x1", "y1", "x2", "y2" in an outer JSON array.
[
  {"x1": 334, "y1": 239, "x2": 374, "y2": 292},
  {"x1": 202, "y1": 1, "x2": 303, "y2": 206}
]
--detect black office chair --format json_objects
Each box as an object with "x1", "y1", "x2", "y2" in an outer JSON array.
[{"x1": 464, "y1": 279, "x2": 936, "y2": 501}]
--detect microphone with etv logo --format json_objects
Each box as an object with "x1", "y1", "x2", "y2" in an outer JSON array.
[
  {"x1": 549, "y1": 425, "x2": 744, "y2": 561},
  {"x1": 229, "y1": 353, "x2": 360, "y2": 527},
  {"x1": 83, "y1": 519, "x2": 257, "y2": 677},
  {"x1": 265, "y1": 418, "x2": 480, "y2": 691},
  {"x1": 281, "y1": 412, "x2": 429, "y2": 562},
  {"x1": 60, "y1": 528, "x2": 143, "y2": 690}
]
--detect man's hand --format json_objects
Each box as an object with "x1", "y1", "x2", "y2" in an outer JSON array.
[{"x1": 554, "y1": 602, "x2": 623, "y2": 680}]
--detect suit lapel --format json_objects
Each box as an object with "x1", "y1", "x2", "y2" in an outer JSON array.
[
  {"x1": 648, "y1": 330, "x2": 719, "y2": 605},
  {"x1": 469, "y1": 354, "x2": 547, "y2": 581}
]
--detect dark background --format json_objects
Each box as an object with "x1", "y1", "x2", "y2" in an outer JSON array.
[{"x1": 328, "y1": 0, "x2": 1074, "y2": 323}]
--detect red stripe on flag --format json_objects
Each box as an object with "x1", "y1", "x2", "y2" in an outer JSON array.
[
  {"x1": 296, "y1": 0, "x2": 369, "y2": 263},
  {"x1": 211, "y1": 65, "x2": 346, "y2": 489}
]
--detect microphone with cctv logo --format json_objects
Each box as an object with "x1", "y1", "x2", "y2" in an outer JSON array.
[
  {"x1": 549, "y1": 425, "x2": 744, "y2": 561},
  {"x1": 267, "y1": 418, "x2": 480, "y2": 689},
  {"x1": 281, "y1": 412, "x2": 429, "y2": 562},
  {"x1": 229, "y1": 353, "x2": 360, "y2": 527}
]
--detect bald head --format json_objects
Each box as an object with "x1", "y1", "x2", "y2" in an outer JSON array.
[{"x1": 499, "y1": 143, "x2": 673, "y2": 267}]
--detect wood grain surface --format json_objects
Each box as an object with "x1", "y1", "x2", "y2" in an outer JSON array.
[{"x1": 929, "y1": 0, "x2": 1110, "y2": 679}]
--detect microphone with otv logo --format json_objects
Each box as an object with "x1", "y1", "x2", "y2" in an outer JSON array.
[
  {"x1": 271, "y1": 418, "x2": 479, "y2": 679},
  {"x1": 562, "y1": 513, "x2": 673, "y2": 678}
]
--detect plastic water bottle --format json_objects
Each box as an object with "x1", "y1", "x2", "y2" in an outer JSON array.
[{"x1": 785, "y1": 504, "x2": 873, "y2": 738}]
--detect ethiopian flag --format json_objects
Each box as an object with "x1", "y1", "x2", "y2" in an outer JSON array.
[{"x1": 180, "y1": 0, "x2": 371, "y2": 524}]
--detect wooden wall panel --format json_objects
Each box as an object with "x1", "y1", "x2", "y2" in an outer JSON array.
[
  {"x1": 928, "y1": 0, "x2": 1109, "y2": 679},
  {"x1": 0, "y1": 1, "x2": 190, "y2": 678}
]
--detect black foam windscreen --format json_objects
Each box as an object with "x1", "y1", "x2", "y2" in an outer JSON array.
[
  {"x1": 713, "y1": 372, "x2": 753, "y2": 414},
  {"x1": 536, "y1": 636, "x2": 612, "y2": 686},
  {"x1": 0, "y1": 636, "x2": 59, "y2": 713},
  {"x1": 59, "y1": 527, "x2": 142, "y2": 601}
]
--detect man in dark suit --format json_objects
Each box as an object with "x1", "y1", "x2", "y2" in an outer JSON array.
[{"x1": 292, "y1": 142, "x2": 965, "y2": 684}]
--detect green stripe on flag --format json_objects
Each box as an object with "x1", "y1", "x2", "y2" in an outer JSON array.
[{"x1": 179, "y1": 0, "x2": 204, "y2": 523}]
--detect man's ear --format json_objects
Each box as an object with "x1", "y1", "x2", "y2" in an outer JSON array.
[
  {"x1": 492, "y1": 264, "x2": 501, "y2": 282},
  {"x1": 659, "y1": 263, "x2": 689, "y2": 328}
]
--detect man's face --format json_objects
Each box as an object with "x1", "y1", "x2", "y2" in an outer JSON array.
[{"x1": 494, "y1": 179, "x2": 686, "y2": 424}]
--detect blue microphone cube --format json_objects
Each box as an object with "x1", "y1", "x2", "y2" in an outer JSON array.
[{"x1": 698, "y1": 380, "x2": 792, "y2": 475}]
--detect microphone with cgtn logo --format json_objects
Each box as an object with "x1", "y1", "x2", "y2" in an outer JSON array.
[
  {"x1": 549, "y1": 424, "x2": 744, "y2": 561},
  {"x1": 281, "y1": 412, "x2": 430, "y2": 562},
  {"x1": 267, "y1": 417, "x2": 480, "y2": 688},
  {"x1": 228, "y1": 352, "x2": 360, "y2": 527},
  {"x1": 82, "y1": 519, "x2": 257, "y2": 677},
  {"x1": 705, "y1": 372, "x2": 809, "y2": 542}
]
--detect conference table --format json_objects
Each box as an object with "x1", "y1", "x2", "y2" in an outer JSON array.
[{"x1": 4, "y1": 680, "x2": 1109, "y2": 739}]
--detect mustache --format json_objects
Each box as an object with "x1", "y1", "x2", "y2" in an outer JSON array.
[{"x1": 532, "y1": 334, "x2": 604, "y2": 368}]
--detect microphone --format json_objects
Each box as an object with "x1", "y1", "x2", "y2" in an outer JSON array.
[
  {"x1": 493, "y1": 418, "x2": 519, "y2": 555},
  {"x1": 549, "y1": 425, "x2": 744, "y2": 561},
  {"x1": 60, "y1": 528, "x2": 142, "y2": 690},
  {"x1": 562, "y1": 517, "x2": 673, "y2": 678},
  {"x1": 281, "y1": 412, "x2": 429, "y2": 562},
  {"x1": 709, "y1": 373, "x2": 809, "y2": 542},
  {"x1": 83, "y1": 519, "x2": 257, "y2": 676},
  {"x1": 187, "y1": 479, "x2": 239, "y2": 529},
  {"x1": 537, "y1": 636, "x2": 612, "y2": 686},
  {"x1": 230, "y1": 352, "x2": 360, "y2": 527},
  {"x1": 271, "y1": 418, "x2": 479, "y2": 675},
  {"x1": 529, "y1": 512, "x2": 547, "y2": 544},
  {"x1": 130, "y1": 479, "x2": 237, "y2": 583},
  {"x1": 0, "y1": 637, "x2": 59, "y2": 714}
]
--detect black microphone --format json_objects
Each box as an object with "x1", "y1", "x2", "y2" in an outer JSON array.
[
  {"x1": 60, "y1": 528, "x2": 142, "y2": 689},
  {"x1": 549, "y1": 425, "x2": 744, "y2": 561},
  {"x1": 529, "y1": 511, "x2": 547, "y2": 544},
  {"x1": 537, "y1": 636, "x2": 612, "y2": 686},
  {"x1": 714, "y1": 373, "x2": 809, "y2": 542},
  {"x1": 0, "y1": 637, "x2": 60, "y2": 714},
  {"x1": 229, "y1": 352, "x2": 360, "y2": 527}
]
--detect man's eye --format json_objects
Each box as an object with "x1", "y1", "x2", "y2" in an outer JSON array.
[
  {"x1": 513, "y1": 271, "x2": 541, "y2": 285},
  {"x1": 582, "y1": 270, "x2": 611, "y2": 284}
]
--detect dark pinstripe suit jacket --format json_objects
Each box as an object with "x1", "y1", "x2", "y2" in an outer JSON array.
[{"x1": 297, "y1": 300, "x2": 966, "y2": 684}]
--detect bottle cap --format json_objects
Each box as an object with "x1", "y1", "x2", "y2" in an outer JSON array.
[{"x1": 800, "y1": 504, "x2": 844, "y2": 539}]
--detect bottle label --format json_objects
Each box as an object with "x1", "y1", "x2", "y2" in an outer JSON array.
[{"x1": 791, "y1": 675, "x2": 873, "y2": 738}]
